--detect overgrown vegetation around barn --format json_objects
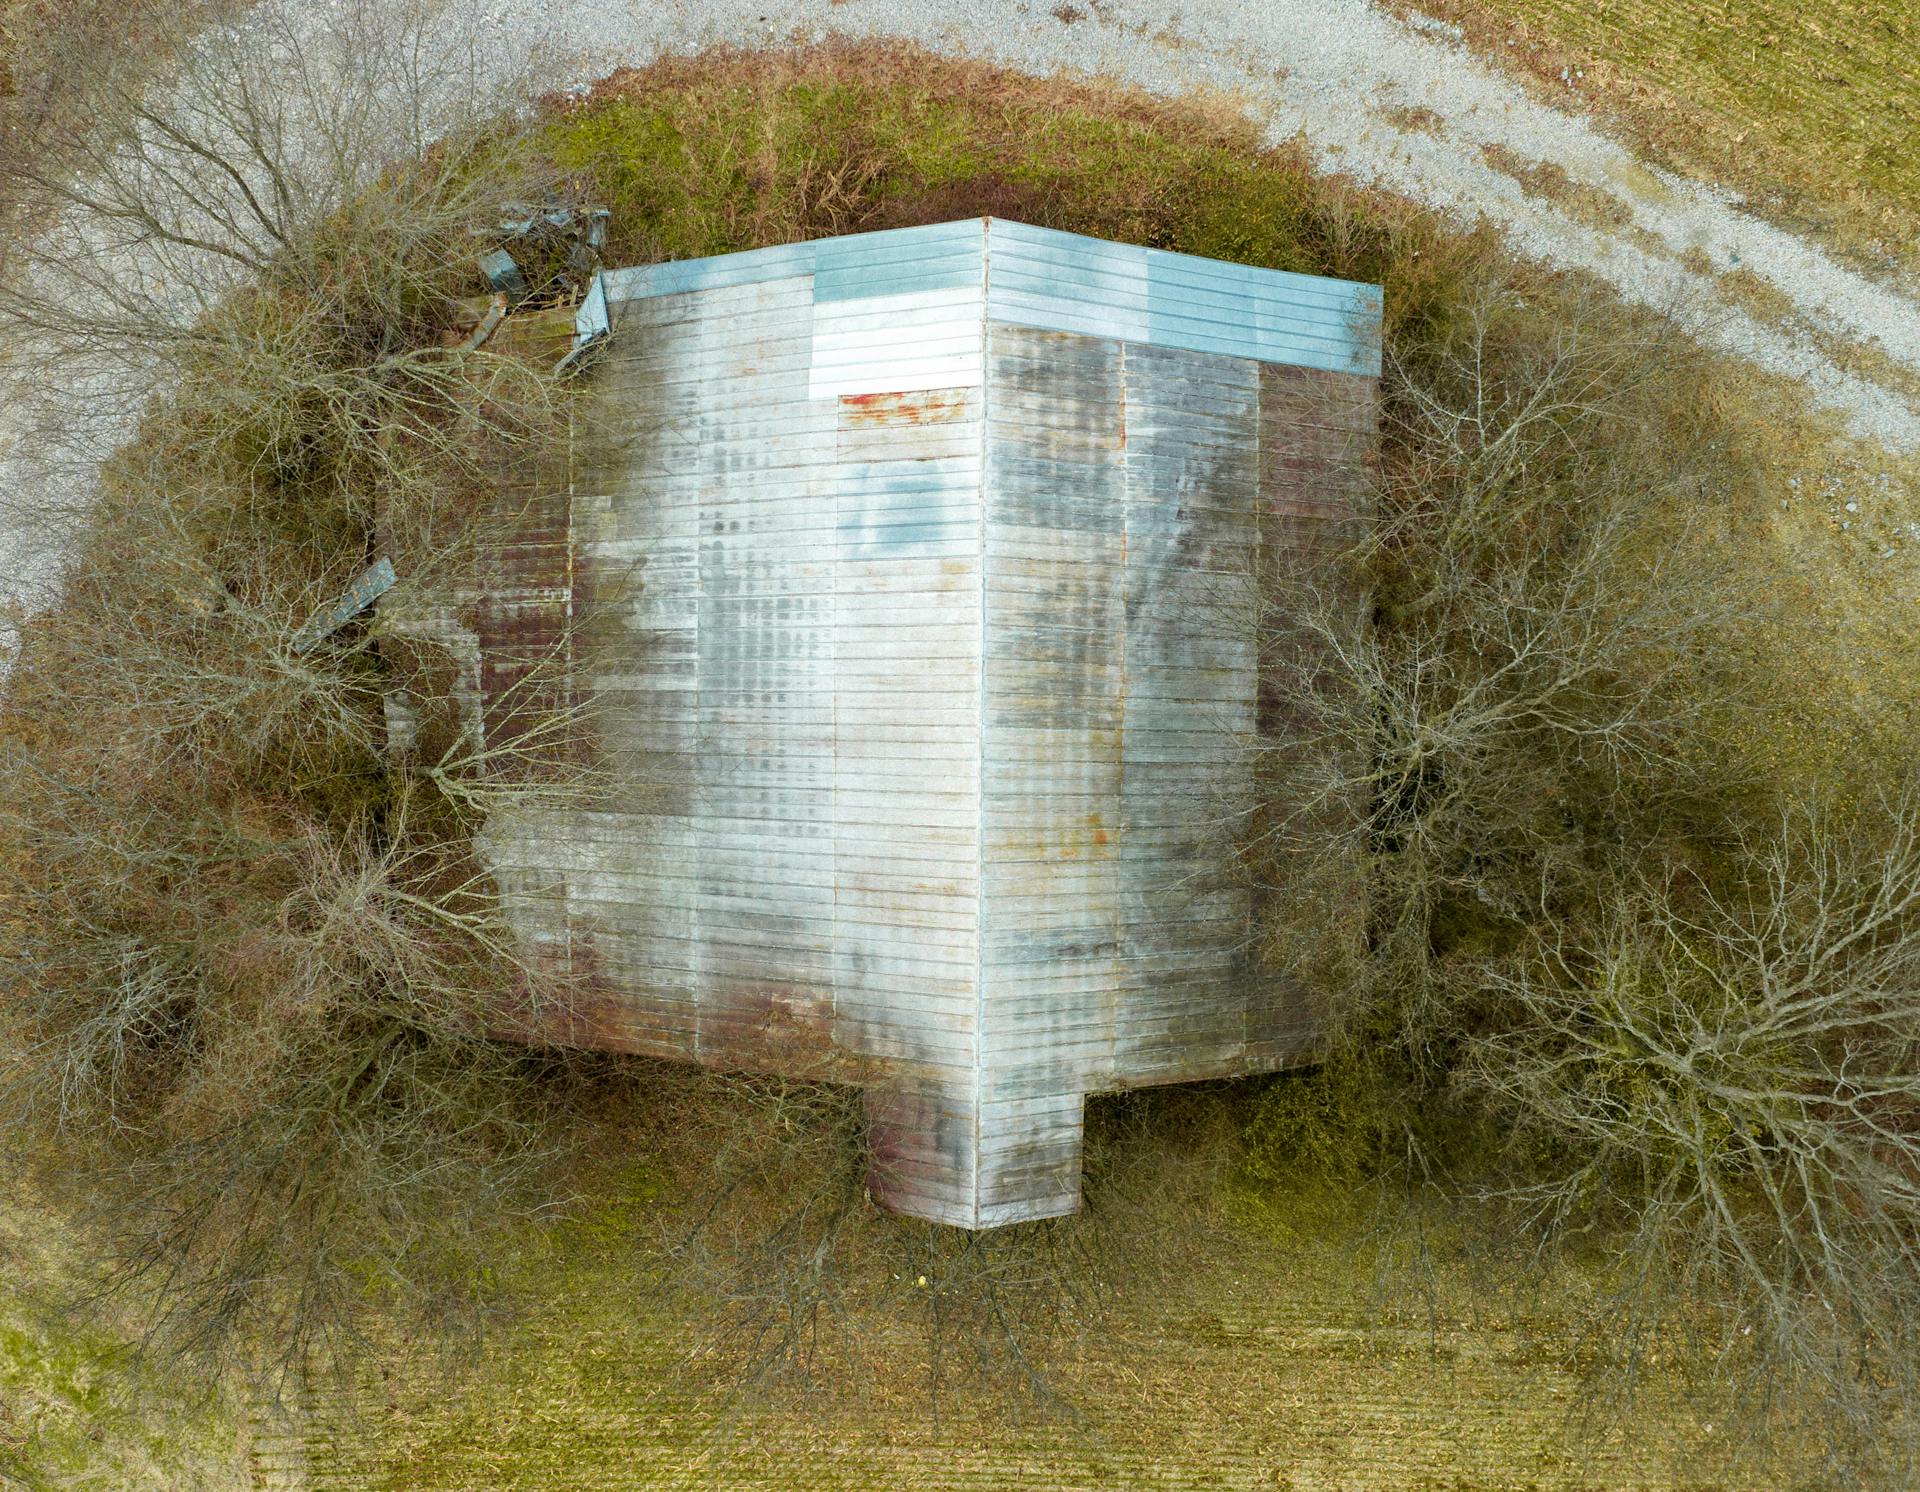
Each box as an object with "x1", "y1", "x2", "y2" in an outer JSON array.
[
  {"x1": 0, "y1": 3, "x2": 609, "y2": 1384},
  {"x1": 1, "y1": 17, "x2": 1917, "y2": 1487}
]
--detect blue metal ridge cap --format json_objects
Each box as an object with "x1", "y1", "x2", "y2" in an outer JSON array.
[
  {"x1": 602, "y1": 241, "x2": 822, "y2": 302},
  {"x1": 984, "y1": 218, "x2": 1383, "y2": 377},
  {"x1": 597, "y1": 218, "x2": 1385, "y2": 376},
  {"x1": 982, "y1": 218, "x2": 1383, "y2": 315},
  {"x1": 555, "y1": 270, "x2": 611, "y2": 377},
  {"x1": 575, "y1": 269, "x2": 609, "y2": 343},
  {"x1": 601, "y1": 221, "x2": 993, "y2": 305}
]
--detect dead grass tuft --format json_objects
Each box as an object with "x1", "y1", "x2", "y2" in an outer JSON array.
[
  {"x1": 1479, "y1": 140, "x2": 1635, "y2": 230},
  {"x1": 1374, "y1": 102, "x2": 1446, "y2": 135}
]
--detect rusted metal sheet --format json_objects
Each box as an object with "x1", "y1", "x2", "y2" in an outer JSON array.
[
  {"x1": 291, "y1": 556, "x2": 396, "y2": 654},
  {"x1": 456, "y1": 220, "x2": 1381, "y2": 1230}
]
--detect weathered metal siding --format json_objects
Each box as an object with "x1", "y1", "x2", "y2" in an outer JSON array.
[
  {"x1": 482, "y1": 226, "x2": 997, "y2": 1225},
  {"x1": 1246, "y1": 360, "x2": 1380, "y2": 1067},
  {"x1": 468, "y1": 219, "x2": 1380, "y2": 1229},
  {"x1": 978, "y1": 324, "x2": 1128, "y2": 1224},
  {"x1": 984, "y1": 218, "x2": 1383, "y2": 376},
  {"x1": 975, "y1": 330, "x2": 1277, "y2": 1225},
  {"x1": 1112, "y1": 341, "x2": 1263, "y2": 1087}
]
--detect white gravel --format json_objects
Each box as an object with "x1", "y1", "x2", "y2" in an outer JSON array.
[{"x1": 5, "y1": 0, "x2": 1920, "y2": 626}]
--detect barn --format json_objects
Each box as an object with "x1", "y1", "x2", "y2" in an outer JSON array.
[{"x1": 426, "y1": 218, "x2": 1381, "y2": 1228}]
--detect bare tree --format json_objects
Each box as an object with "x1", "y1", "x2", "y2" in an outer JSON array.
[
  {"x1": 0, "y1": 0, "x2": 612, "y2": 1390},
  {"x1": 1466, "y1": 782, "x2": 1920, "y2": 1474},
  {"x1": 0, "y1": 0, "x2": 566, "y2": 603},
  {"x1": 1249, "y1": 272, "x2": 1768, "y2": 1033},
  {"x1": 1239, "y1": 267, "x2": 1920, "y2": 1472}
]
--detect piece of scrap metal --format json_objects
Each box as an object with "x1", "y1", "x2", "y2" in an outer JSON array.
[
  {"x1": 554, "y1": 269, "x2": 610, "y2": 377},
  {"x1": 478, "y1": 247, "x2": 528, "y2": 301},
  {"x1": 291, "y1": 557, "x2": 398, "y2": 654},
  {"x1": 567, "y1": 208, "x2": 611, "y2": 274},
  {"x1": 491, "y1": 198, "x2": 610, "y2": 291}
]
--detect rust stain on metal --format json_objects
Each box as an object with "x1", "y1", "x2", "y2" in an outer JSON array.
[{"x1": 838, "y1": 388, "x2": 975, "y2": 426}]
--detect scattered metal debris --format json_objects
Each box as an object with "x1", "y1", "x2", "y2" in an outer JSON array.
[
  {"x1": 482, "y1": 197, "x2": 610, "y2": 305},
  {"x1": 472, "y1": 199, "x2": 614, "y2": 371},
  {"x1": 478, "y1": 248, "x2": 528, "y2": 301},
  {"x1": 291, "y1": 557, "x2": 398, "y2": 654}
]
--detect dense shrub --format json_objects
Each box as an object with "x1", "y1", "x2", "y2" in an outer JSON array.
[
  {"x1": 1243, "y1": 266, "x2": 1920, "y2": 1472},
  {"x1": 0, "y1": 1, "x2": 597, "y2": 1384}
]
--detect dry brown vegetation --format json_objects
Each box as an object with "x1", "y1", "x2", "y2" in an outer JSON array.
[
  {"x1": 0, "y1": 0, "x2": 610, "y2": 1390},
  {"x1": 1478, "y1": 140, "x2": 1636, "y2": 230},
  {"x1": 1246, "y1": 259, "x2": 1920, "y2": 1478},
  {"x1": 2, "y1": 24, "x2": 1918, "y2": 1492}
]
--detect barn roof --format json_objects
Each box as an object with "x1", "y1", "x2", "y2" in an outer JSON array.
[
  {"x1": 579, "y1": 217, "x2": 1381, "y2": 385},
  {"x1": 470, "y1": 220, "x2": 1383, "y2": 1228}
]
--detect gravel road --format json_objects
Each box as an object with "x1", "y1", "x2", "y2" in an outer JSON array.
[
  {"x1": 474, "y1": 0, "x2": 1920, "y2": 449},
  {"x1": 4, "y1": 0, "x2": 1918, "y2": 620}
]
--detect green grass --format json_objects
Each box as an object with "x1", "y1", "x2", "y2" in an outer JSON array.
[
  {"x1": 544, "y1": 45, "x2": 1484, "y2": 344},
  {"x1": 0, "y1": 1220, "x2": 245, "y2": 1491},
  {"x1": 1386, "y1": 0, "x2": 1920, "y2": 278}
]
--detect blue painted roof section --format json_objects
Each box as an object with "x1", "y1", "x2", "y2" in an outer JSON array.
[
  {"x1": 600, "y1": 239, "x2": 818, "y2": 299},
  {"x1": 813, "y1": 219, "x2": 984, "y2": 302},
  {"x1": 986, "y1": 220, "x2": 1382, "y2": 376},
  {"x1": 599, "y1": 218, "x2": 1382, "y2": 376}
]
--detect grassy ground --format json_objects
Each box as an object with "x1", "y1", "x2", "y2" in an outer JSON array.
[
  {"x1": 306, "y1": 1210, "x2": 1741, "y2": 1489},
  {"x1": 1381, "y1": 0, "x2": 1920, "y2": 282},
  {"x1": 0, "y1": 1154, "x2": 1757, "y2": 1491},
  {"x1": 0, "y1": 1178, "x2": 249, "y2": 1491},
  {"x1": 542, "y1": 44, "x2": 1474, "y2": 338}
]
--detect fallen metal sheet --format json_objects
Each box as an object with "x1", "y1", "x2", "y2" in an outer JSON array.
[
  {"x1": 554, "y1": 269, "x2": 610, "y2": 376},
  {"x1": 291, "y1": 556, "x2": 398, "y2": 654},
  {"x1": 478, "y1": 248, "x2": 527, "y2": 300}
]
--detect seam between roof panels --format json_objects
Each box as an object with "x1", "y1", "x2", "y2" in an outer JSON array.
[{"x1": 973, "y1": 217, "x2": 990, "y2": 1231}]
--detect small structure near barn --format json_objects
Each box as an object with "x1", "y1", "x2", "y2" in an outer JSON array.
[{"x1": 436, "y1": 219, "x2": 1381, "y2": 1228}]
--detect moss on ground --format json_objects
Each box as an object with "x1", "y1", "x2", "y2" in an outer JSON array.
[
  {"x1": 544, "y1": 45, "x2": 1484, "y2": 346},
  {"x1": 297, "y1": 1165, "x2": 1758, "y2": 1491},
  {"x1": 0, "y1": 1192, "x2": 248, "y2": 1490}
]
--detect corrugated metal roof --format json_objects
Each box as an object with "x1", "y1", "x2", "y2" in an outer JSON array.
[
  {"x1": 600, "y1": 218, "x2": 1383, "y2": 377},
  {"x1": 471, "y1": 220, "x2": 1379, "y2": 1230}
]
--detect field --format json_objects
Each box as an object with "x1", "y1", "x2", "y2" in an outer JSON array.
[
  {"x1": 6, "y1": 1127, "x2": 1760, "y2": 1492},
  {"x1": 1387, "y1": 0, "x2": 1920, "y2": 279}
]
